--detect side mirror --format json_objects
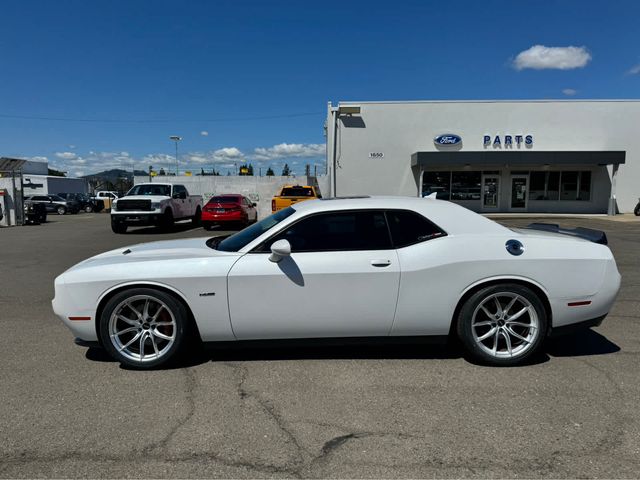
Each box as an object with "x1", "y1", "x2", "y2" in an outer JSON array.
[
  {"x1": 269, "y1": 239, "x2": 291, "y2": 263},
  {"x1": 252, "y1": 202, "x2": 257, "y2": 207}
]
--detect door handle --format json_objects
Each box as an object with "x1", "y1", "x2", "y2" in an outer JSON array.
[{"x1": 370, "y1": 259, "x2": 391, "y2": 267}]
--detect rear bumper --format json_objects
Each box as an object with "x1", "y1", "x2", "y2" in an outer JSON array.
[
  {"x1": 549, "y1": 315, "x2": 606, "y2": 337},
  {"x1": 202, "y1": 210, "x2": 244, "y2": 222}
]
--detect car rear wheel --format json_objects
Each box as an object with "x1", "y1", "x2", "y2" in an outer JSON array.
[
  {"x1": 99, "y1": 288, "x2": 191, "y2": 369},
  {"x1": 57, "y1": 206, "x2": 67, "y2": 215},
  {"x1": 456, "y1": 284, "x2": 547, "y2": 366},
  {"x1": 85, "y1": 205, "x2": 93, "y2": 213},
  {"x1": 192, "y1": 206, "x2": 201, "y2": 227}
]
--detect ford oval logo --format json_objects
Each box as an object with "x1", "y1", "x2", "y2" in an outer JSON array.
[{"x1": 434, "y1": 134, "x2": 462, "y2": 146}]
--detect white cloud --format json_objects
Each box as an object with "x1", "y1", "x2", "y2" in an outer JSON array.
[
  {"x1": 627, "y1": 64, "x2": 640, "y2": 75},
  {"x1": 251, "y1": 143, "x2": 325, "y2": 161},
  {"x1": 200, "y1": 131, "x2": 209, "y2": 136},
  {"x1": 513, "y1": 45, "x2": 591, "y2": 70},
  {"x1": 213, "y1": 147, "x2": 244, "y2": 161},
  {"x1": 562, "y1": 88, "x2": 577, "y2": 96},
  {"x1": 55, "y1": 151, "x2": 79, "y2": 160},
  {"x1": 30, "y1": 142, "x2": 324, "y2": 177}
]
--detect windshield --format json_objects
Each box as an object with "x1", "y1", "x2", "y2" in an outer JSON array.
[
  {"x1": 213, "y1": 207, "x2": 295, "y2": 252},
  {"x1": 50, "y1": 195, "x2": 65, "y2": 201},
  {"x1": 127, "y1": 184, "x2": 171, "y2": 196}
]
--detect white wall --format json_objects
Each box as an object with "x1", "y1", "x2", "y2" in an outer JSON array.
[
  {"x1": 133, "y1": 175, "x2": 329, "y2": 220},
  {"x1": 328, "y1": 100, "x2": 640, "y2": 213}
]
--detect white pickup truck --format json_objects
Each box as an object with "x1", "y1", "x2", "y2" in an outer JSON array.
[{"x1": 110, "y1": 183, "x2": 202, "y2": 233}]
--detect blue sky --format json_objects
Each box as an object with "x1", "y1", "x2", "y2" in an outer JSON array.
[{"x1": 1, "y1": 0, "x2": 638, "y2": 176}]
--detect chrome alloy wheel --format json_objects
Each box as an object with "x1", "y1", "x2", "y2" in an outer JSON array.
[
  {"x1": 108, "y1": 295, "x2": 177, "y2": 363},
  {"x1": 471, "y1": 292, "x2": 539, "y2": 359}
]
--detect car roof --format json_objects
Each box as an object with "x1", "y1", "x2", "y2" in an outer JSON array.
[{"x1": 291, "y1": 196, "x2": 508, "y2": 235}]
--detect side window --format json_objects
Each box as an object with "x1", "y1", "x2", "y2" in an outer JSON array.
[
  {"x1": 258, "y1": 211, "x2": 392, "y2": 252},
  {"x1": 385, "y1": 210, "x2": 446, "y2": 248}
]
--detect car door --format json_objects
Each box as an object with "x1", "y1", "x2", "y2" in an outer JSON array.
[
  {"x1": 173, "y1": 185, "x2": 187, "y2": 218},
  {"x1": 227, "y1": 210, "x2": 401, "y2": 340}
]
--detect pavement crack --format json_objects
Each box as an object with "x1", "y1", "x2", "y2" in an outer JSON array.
[
  {"x1": 142, "y1": 367, "x2": 197, "y2": 454},
  {"x1": 223, "y1": 362, "x2": 308, "y2": 476}
]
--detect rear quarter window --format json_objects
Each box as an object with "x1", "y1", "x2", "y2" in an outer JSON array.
[{"x1": 386, "y1": 210, "x2": 446, "y2": 248}]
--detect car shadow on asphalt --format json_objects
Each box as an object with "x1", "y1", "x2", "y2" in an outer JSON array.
[
  {"x1": 118, "y1": 223, "x2": 204, "y2": 235},
  {"x1": 84, "y1": 329, "x2": 620, "y2": 370},
  {"x1": 545, "y1": 329, "x2": 620, "y2": 357}
]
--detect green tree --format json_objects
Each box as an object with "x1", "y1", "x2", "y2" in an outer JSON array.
[
  {"x1": 266, "y1": 167, "x2": 275, "y2": 176},
  {"x1": 248, "y1": 163, "x2": 254, "y2": 176},
  {"x1": 48, "y1": 168, "x2": 66, "y2": 177},
  {"x1": 159, "y1": 168, "x2": 166, "y2": 176},
  {"x1": 281, "y1": 163, "x2": 290, "y2": 176}
]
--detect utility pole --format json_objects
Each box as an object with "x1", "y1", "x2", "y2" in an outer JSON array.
[{"x1": 169, "y1": 136, "x2": 182, "y2": 176}]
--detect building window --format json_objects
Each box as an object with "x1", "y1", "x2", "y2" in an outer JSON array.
[
  {"x1": 530, "y1": 171, "x2": 590, "y2": 201},
  {"x1": 560, "y1": 171, "x2": 578, "y2": 200},
  {"x1": 422, "y1": 171, "x2": 451, "y2": 199},
  {"x1": 451, "y1": 171, "x2": 481, "y2": 200},
  {"x1": 578, "y1": 171, "x2": 591, "y2": 201}
]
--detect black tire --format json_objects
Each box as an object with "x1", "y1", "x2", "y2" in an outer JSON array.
[
  {"x1": 192, "y1": 206, "x2": 202, "y2": 227},
  {"x1": 634, "y1": 203, "x2": 640, "y2": 216},
  {"x1": 456, "y1": 283, "x2": 547, "y2": 366},
  {"x1": 111, "y1": 219, "x2": 127, "y2": 234},
  {"x1": 99, "y1": 288, "x2": 192, "y2": 369},
  {"x1": 57, "y1": 206, "x2": 67, "y2": 215},
  {"x1": 85, "y1": 205, "x2": 93, "y2": 213},
  {"x1": 160, "y1": 209, "x2": 174, "y2": 231},
  {"x1": 38, "y1": 213, "x2": 47, "y2": 223}
]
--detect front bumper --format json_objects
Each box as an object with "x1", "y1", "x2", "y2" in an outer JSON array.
[{"x1": 112, "y1": 213, "x2": 162, "y2": 226}]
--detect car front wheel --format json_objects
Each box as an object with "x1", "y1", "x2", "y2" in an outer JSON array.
[
  {"x1": 57, "y1": 206, "x2": 67, "y2": 215},
  {"x1": 99, "y1": 288, "x2": 191, "y2": 369},
  {"x1": 456, "y1": 284, "x2": 547, "y2": 366}
]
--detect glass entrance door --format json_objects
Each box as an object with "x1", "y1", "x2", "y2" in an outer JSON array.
[
  {"x1": 481, "y1": 175, "x2": 500, "y2": 211},
  {"x1": 510, "y1": 175, "x2": 529, "y2": 211}
]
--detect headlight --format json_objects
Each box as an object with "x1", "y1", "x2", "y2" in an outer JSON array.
[{"x1": 151, "y1": 202, "x2": 161, "y2": 209}]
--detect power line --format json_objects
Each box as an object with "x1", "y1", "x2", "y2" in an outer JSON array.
[{"x1": 0, "y1": 111, "x2": 324, "y2": 124}]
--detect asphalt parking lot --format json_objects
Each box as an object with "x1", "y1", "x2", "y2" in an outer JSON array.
[{"x1": 1, "y1": 213, "x2": 639, "y2": 478}]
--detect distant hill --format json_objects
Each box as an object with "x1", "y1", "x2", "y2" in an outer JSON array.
[{"x1": 82, "y1": 169, "x2": 147, "y2": 183}]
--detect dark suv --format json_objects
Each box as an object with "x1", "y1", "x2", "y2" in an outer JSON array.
[
  {"x1": 57, "y1": 193, "x2": 98, "y2": 213},
  {"x1": 24, "y1": 195, "x2": 80, "y2": 215}
]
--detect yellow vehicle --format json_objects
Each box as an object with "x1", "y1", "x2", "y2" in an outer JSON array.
[{"x1": 271, "y1": 185, "x2": 320, "y2": 212}]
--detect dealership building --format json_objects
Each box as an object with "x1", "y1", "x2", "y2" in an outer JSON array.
[{"x1": 326, "y1": 100, "x2": 639, "y2": 214}]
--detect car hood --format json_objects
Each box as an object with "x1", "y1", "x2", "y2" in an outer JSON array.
[
  {"x1": 117, "y1": 195, "x2": 169, "y2": 202},
  {"x1": 66, "y1": 237, "x2": 238, "y2": 271}
]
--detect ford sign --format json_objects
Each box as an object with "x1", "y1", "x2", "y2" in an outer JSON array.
[{"x1": 434, "y1": 134, "x2": 462, "y2": 146}]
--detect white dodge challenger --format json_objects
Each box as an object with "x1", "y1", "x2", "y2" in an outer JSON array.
[{"x1": 52, "y1": 196, "x2": 621, "y2": 368}]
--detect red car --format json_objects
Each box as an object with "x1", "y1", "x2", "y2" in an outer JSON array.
[{"x1": 201, "y1": 195, "x2": 258, "y2": 230}]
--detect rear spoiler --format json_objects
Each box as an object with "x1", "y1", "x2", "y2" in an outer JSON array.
[{"x1": 525, "y1": 223, "x2": 608, "y2": 245}]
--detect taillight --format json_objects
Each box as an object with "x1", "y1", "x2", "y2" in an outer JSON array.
[{"x1": 271, "y1": 199, "x2": 276, "y2": 211}]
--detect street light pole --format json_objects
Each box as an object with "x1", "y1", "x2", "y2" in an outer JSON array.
[{"x1": 169, "y1": 136, "x2": 182, "y2": 176}]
